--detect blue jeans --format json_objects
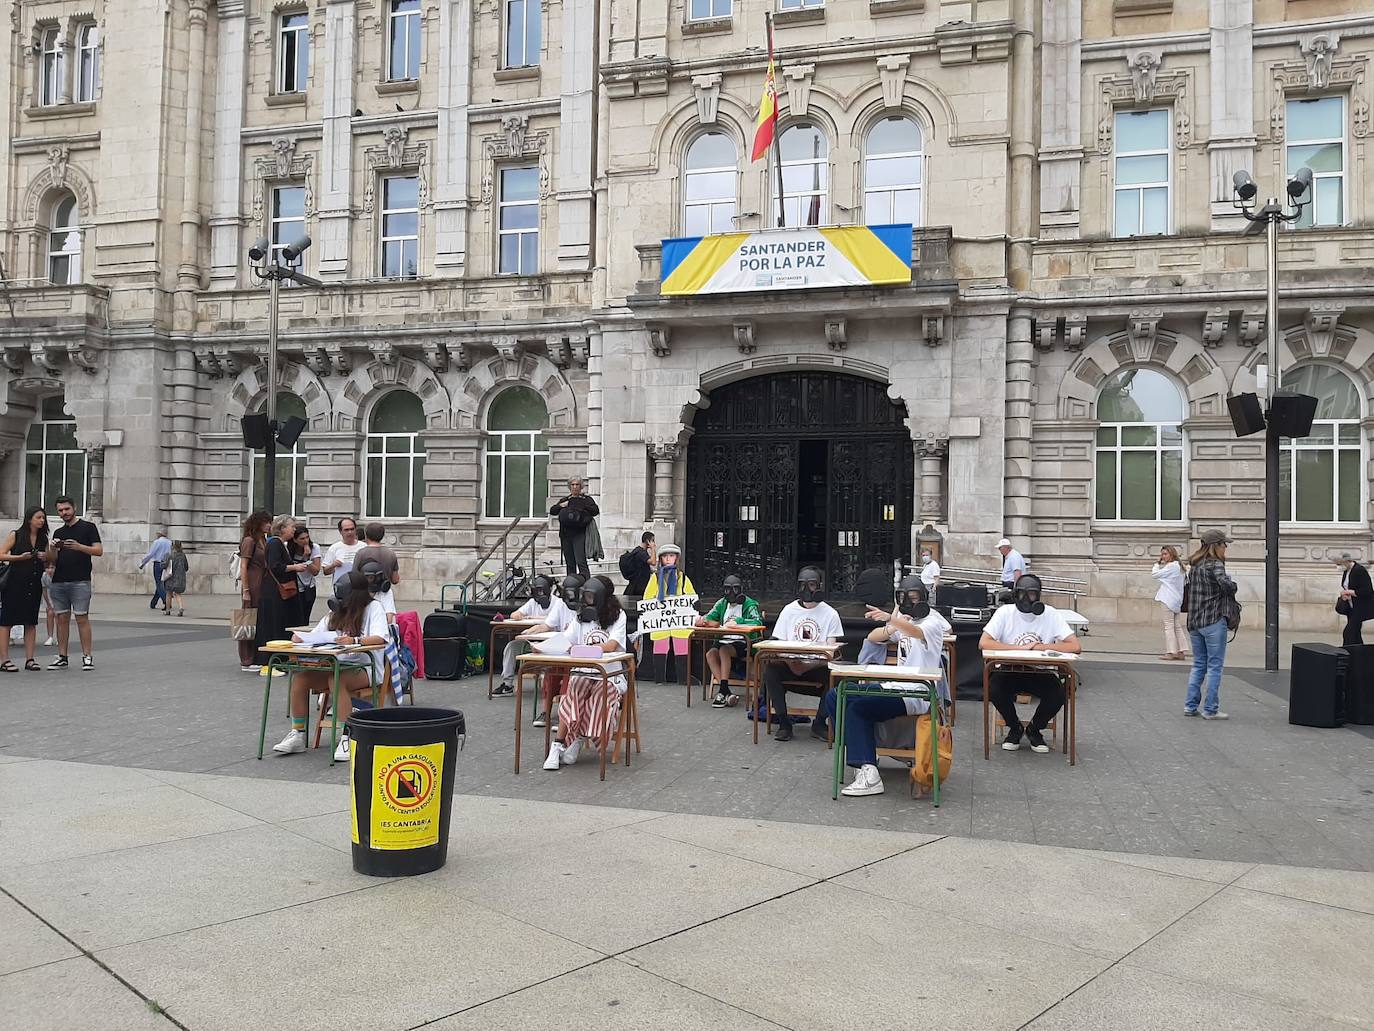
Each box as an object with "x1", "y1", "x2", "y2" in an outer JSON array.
[
  {"x1": 150, "y1": 561, "x2": 167, "y2": 608},
  {"x1": 1186, "y1": 619, "x2": 1228, "y2": 715}
]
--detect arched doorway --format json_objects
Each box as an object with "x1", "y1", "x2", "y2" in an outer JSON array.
[{"x1": 686, "y1": 371, "x2": 914, "y2": 599}]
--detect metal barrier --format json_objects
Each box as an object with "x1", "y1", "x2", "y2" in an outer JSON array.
[{"x1": 909, "y1": 563, "x2": 1088, "y2": 612}]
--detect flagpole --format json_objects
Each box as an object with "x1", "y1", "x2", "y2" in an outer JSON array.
[{"x1": 767, "y1": 12, "x2": 785, "y2": 228}]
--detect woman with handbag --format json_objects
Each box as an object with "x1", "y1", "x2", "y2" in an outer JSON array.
[
  {"x1": 253, "y1": 515, "x2": 311, "y2": 670},
  {"x1": 1151, "y1": 545, "x2": 1188, "y2": 660},
  {"x1": 237, "y1": 511, "x2": 271, "y2": 671},
  {"x1": 1335, "y1": 553, "x2": 1374, "y2": 647},
  {"x1": 1184, "y1": 529, "x2": 1238, "y2": 721},
  {"x1": 0, "y1": 507, "x2": 51, "y2": 672}
]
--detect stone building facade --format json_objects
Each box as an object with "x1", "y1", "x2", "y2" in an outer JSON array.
[{"x1": 1, "y1": 0, "x2": 1372, "y2": 626}]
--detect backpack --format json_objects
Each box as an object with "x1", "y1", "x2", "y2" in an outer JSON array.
[{"x1": 618, "y1": 549, "x2": 638, "y2": 581}]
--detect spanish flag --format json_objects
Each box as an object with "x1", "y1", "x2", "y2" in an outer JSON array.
[{"x1": 750, "y1": 21, "x2": 778, "y2": 163}]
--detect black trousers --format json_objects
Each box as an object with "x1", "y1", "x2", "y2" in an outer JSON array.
[
  {"x1": 298, "y1": 585, "x2": 317, "y2": 627},
  {"x1": 989, "y1": 670, "x2": 1065, "y2": 734},
  {"x1": 764, "y1": 662, "x2": 828, "y2": 721},
  {"x1": 560, "y1": 531, "x2": 589, "y2": 578},
  {"x1": 1342, "y1": 612, "x2": 1366, "y2": 648}
]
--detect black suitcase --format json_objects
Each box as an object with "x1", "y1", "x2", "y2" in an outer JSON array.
[
  {"x1": 939, "y1": 583, "x2": 993, "y2": 609},
  {"x1": 1340, "y1": 644, "x2": 1374, "y2": 725},
  {"x1": 424, "y1": 636, "x2": 468, "y2": 681},
  {"x1": 1290, "y1": 643, "x2": 1346, "y2": 727}
]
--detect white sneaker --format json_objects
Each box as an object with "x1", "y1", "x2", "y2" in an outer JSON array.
[
  {"x1": 260, "y1": 666, "x2": 285, "y2": 677},
  {"x1": 43, "y1": 636, "x2": 54, "y2": 647},
  {"x1": 272, "y1": 729, "x2": 306, "y2": 755},
  {"x1": 1202, "y1": 711, "x2": 1229, "y2": 721},
  {"x1": 242, "y1": 665, "x2": 261, "y2": 673},
  {"x1": 333, "y1": 734, "x2": 350, "y2": 762},
  {"x1": 841, "y1": 764, "x2": 885, "y2": 797},
  {"x1": 543, "y1": 742, "x2": 564, "y2": 771},
  {"x1": 561, "y1": 737, "x2": 583, "y2": 766}
]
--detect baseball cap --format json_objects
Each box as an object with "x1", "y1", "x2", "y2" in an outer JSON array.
[
  {"x1": 1200, "y1": 529, "x2": 1232, "y2": 546},
  {"x1": 996, "y1": 538, "x2": 1012, "y2": 549}
]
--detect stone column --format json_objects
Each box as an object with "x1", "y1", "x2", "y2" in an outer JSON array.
[
  {"x1": 1208, "y1": 0, "x2": 1256, "y2": 229},
  {"x1": 1004, "y1": 309, "x2": 1033, "y2": 539},
  {"x1": 177, "y1": 0, "x2": 210, "y2": 298},
  {"x1": 57, "y1": 37, "x2": 71, "y2": 105},
  {"x1": 558, "y1": 0, "x2": 597, "y2": 269},
  {"x1": 164, "y1": 347, "x2": 199, "y2": 544},
  {"x1": 86, "y1": 446, "x2": 105, "y2": 520},
  {"x1": 209, "y1": 0, "x2": 248, "y2": 285},
  {"x1": 318, "y1": 0, "x2": 357, "y2": 278},
  {"x1": 649, "y1": 442, "x2": 678, "y2": 522},
  {"x1": 1007, "y1": 0, "x2": 1036, "y2": 289},
  {"x1": 1039, "y1": 0, "x2": 1081, "y2": 239},
  {"x1": 433, "y1": 0, "x2": 472, "y2": 274},
  {"x1": 916, "y1": 437, "x2": 948, "y2": 526},
  {"x1": 585, "y1": 325, "x2": 603, "y2": 498}
]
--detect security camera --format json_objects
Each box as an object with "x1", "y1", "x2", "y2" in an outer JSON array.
[
  {"x1": 1287, "y1": 166, "x2": 1314, "y2": 201},
  {"x1": 248, "y1": 237, "x2": 270, "y2": 262},
  {"x1": 1232, "y1": 170, "x2": 1257, "y2": 203},
  {"x1": 281, "y1": 235, "x2": 312, "y2": 262}
]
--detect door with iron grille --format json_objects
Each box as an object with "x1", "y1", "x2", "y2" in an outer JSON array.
[{"x1": 686, "y1": 371, "x2": 914, "y2": 600}]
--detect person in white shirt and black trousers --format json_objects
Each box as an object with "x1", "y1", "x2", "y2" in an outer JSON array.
[{"x1": 1336, "y1": 553, "x2": 1374, "y2": 647}]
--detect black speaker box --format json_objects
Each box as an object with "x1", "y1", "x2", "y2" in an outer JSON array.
[
  {"x1": 423, "y1": 610, "x2": 465, "y2": 639},
  {"x1": 938, "y1": 583, "x2": 993, "y2": 609},
  {"x1": 241, "y1": 413, "x2": 272, "y2": 449},
  {"x1": 1289, "y1": 642, "x2": 1346, "y2": 727},
  {"x1": 277, "y1": 415, "x2": 307, "y2": 448},
  {"x1": 1269, "y1": 391, "x2": 1319, "y2": 439},
  {"x1": 1226, "y1": 392, "x2": 1265, "y2": 437},
  {"x1": 1341, "y1": 643, "x2": 1374, "y2": 725},
  {"x1": 423, "y1": 636, "x2": 468, "y2": 681}
]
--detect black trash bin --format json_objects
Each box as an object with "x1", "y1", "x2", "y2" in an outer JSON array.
[{"x1": 347, "y1": 707, "x2": 466, "y2": 877}]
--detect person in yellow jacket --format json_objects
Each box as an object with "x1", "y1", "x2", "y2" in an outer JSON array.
[{"x1": 641, "y1": 543, "x2": 695, "y2": 683}]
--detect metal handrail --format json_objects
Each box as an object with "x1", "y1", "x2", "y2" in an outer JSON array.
[
  {"x1": 909, "y1": 563, "x2": 1088, "y2": 611},
  {"x1": 459, "y1": 515, "x2": 527, "y2": 590}
]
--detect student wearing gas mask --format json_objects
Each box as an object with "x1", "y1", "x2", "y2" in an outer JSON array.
[
  {"x1": 523, "y1": 574, "x2": 585, "y2": 727},
  {"x1": 696, "y1": 574, "x2": 763, "y2": 708},
  {"x1": 979, "y1": 573, "x2": 1081, "y2": 753},
  {"x1": 493, "y1": 574, "x2": 569, "y2": 697},
  {"x1": 765, "y1": 567, "x2": 845, "y2": 742},
  {"x1": 543, "y1": 577, "x2": 628, "y2": 770},
  {"x1": 828, "y1": 578, "x2": 952, "y2": 796}
]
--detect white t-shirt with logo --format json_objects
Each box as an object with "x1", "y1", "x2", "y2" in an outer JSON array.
[
  {"x1": 514, "y1": 596, "x2": 571, "y2": 627},
  {"x1": 984, "y1": 603, "x2": 1073, "y2": 649},
  {"x1": 325, "y1": 540, "x2": 366, "y2": 583},
  {"x1": 771, "y1": 601, "x2": 844, "y2": 645},
  {"x1": 559, "y1": 612, "x2": 629, "y2": 690},
  {"x1": 886, "y1": 609, "x2": 952, "y2": 715}
]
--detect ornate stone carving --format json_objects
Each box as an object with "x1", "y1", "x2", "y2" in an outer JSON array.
[
  {"x1": 447, "y1": 341, "x2": 471, "y2": 372},
  {"x1": 1202, "y1": 308, "x2": 1229, "y2": 348},
  {"x1": 373, "y1": 340, "x2": 396, "y2": 365},
  {"x1": 1237, "y1": 310, "x2": 1264, "y2": 346},
  {"x1": 303, "y1": 345, "x2": 330, "y2": 377},
  {"x1": 493, "y1": 335, "x2": 520, "y2": 363},
  {"x1": 66, "y1": 340, "x2": 100, "y2": 373},
  {"x1": 1302, "y1": 34, "x2": 1339, "y2": 90},
  {"x1": 548, "y1": 334, "x2": 574, "y2": 370},
  {"x1": 825, "y1": 317, "x2": 847, "y2": 352},
  {"x1": 1034, "y1": 320, "x2": 1056, "y2": 353},
  {"x1": 649, "y1": 441, "x2": 680, "y2": 461},
  {"x1": 733, "y1": 320, "x2": 756, "y2": 355},
  {"x1": 877, "y1": 54, "x2": 910, "y2": 109},
  {"x1": 783, "y1": 64, "x2": 814, "y2": 118},
  {"x1": 1270, "y1": 47, "x2": 1367, "y2": 142},
  {"x1": 479, "y1": 121, "x2": 551, "y2": 208},
  {"x1": 383, "y1": 125, "x2": 408, "y2": 167},
  {"x1": 1305, "y1": 303, "x2": 1347, "y2": 358},
  {"x1": 252, "y1": 142, "x2": 315, "y2": 226},
  {"x1": 271, "y1": 137, "x2": 297, "y2": 177},
  {"x1": 692, "y1": 74, "x2": 721, "y2": 125},
  {"x1": 325, "y1": 343, "x2": 350, "y2": 375},
  {"x1": 1, "y1": 347, "x2": 24, "y2": 375},
  {"x1": 647, "y1": 323, "x2": 671, "y2": 358},
  {"x1": 503, "y1": 115, "x2": 528, "y2": 156},
  {"x1": 361, "y1": 134, "x2": 429, "y2": 214},
  {"x1": 1063, "y1": 313, "x2": 1087, "y2": 352},
  {"x1": 1125, "y1": 310, "x2": 1163, "y2": 363},
  {"x1": 1126, "y1": 49, "x2": 1162, "y2": 104},
  {"x1": 922, "y1": 314, "x2": 944, "y2": 348},
  {"x1": 422, "y1": 338, "x2": 449, "y2": 373},
  {"x1": 915, "y1": 435, "x2": 949, "y2": 460},
  {"x1": 1097, "y1": 67, "x2": 1192, "y2": 154},
  {"x1": 46, "y1": 144, "x2": 69, "y2": 187},
  {"x1": 29, "y1": 342, "x2": 62, "y2": 375}
]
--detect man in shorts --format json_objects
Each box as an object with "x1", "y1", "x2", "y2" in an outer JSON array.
[{"x1": 48, "y1": 495, "x2": 103, "y2": 671}]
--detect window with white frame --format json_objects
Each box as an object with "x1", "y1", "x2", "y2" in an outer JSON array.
[
  {"x1": 689, "y1": 0, "x2": 731, "y2": 19},
  {"x1": 365, "y1": 390, "x2": 426, "y2": 519},
  {"x1": 270, "y1": 186, "x2": 305, "y2": 282},
  {"x1": 1094, "y1": 368, "x2": 1185, "y2": 522},
  {"x1": 484, "y1": 386, "x2": 550, "y2": 519},
  {"x1": 379, "y1": 175, "x2": 419, "y2": 279},
  {"x1": 39, "y1": 27, "x2": 63, "y2": 106},
  {"x1": 1278, "y1": 364, "x2": 1362, "y2": 523},
  {"x1": 24, "y1": 395, "x2": 86, "y2": 513},
  {"x1": 76, "y1": 24, "x2": 99, "y2": 102},
  {"x1": 388, "y1": 0, "x2": 421, "y2": 81},
  {"x1": 683, "y1": 132, "x2": 737, "y2": 236},
  {"x1": 249, "y1": 393, "x2": 308, "y2": 513},
  {"x1": 779, "y1": 0, "x2": 823, "y2": 9},
  {"x1": 1286, "y1": 95, "x2": 1345, "y2": 228},
  {"x1": 1113, "y1": 109, "x2": 1170, "y2": 237},
  {"x1": 864, "y1": 116, "x2": 923, "y2": 226},
  {"x1": 503, "y1": 0, "x2": 540, "y2": 68},
  {"x1": 47, "y1": 194, "x2": 82, "y2": 285},
  {"x1": 497, "y1": 166, "x2": 539, "y2": 275},
  {"x1": 775, "y1": 123, "x2": 828, "y2": 227},
  {"x1": 277, "y1": 11, "x2": 309, "y2": 93}
]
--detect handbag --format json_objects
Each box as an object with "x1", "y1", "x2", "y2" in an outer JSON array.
[
  {"x1": 230, "y1": 607, "x2": 257, "y2": 641},
  {"x1": 1337, "y1": 597, "x2": 1353, "y2": 616},
  {"x1": 911, "y1": 713, "x2": 953, "y2": 793},
  {"x1": 275, "y1": 576, "x2": 298, "y2": 601}
]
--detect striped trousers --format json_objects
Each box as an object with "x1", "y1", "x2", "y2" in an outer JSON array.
[{"x1": 557, "y1": 674, "x2": 623, "y2": 744}]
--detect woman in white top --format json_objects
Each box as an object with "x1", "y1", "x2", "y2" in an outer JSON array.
[
  {"x1": 273, "y1": 571, "x2": 389, "y2": 761},
  {"x1": 1151, "y1": 545, "x2": 1188, "y2": 661},
  {"x1": 543, "y1": 578, "x2": 628, "y2": 770}
]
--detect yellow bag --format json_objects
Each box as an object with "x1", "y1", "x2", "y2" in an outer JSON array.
[{"x1": 911, "y1": 714, "x2": 952, "y2": 793}]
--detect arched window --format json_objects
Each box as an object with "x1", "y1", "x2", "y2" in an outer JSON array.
[
  {"x1": 248, "y1": 393, "x2": 308, "y2": 514},
  {"x1": 39, "y1": 27, "x2": 63, "y2": 107},
  {"x1": 1095, "y1": 368, "x2": 1185, "y2": 522},
  {"x1": 365, "y1": 390, "x2": 426, "y2": 519},
  {"x1": 775, "y1": 123, "x2": 828, "y2": 227},
  {"x1": 484, "y1": 386, "x2": 549, "y2": 519},
  {"x1": 1280, "y1": 364, "x2": 1362, "y2": 522},
  {"x1": 864, "y1": 116, "x2": 923, "y2": 226},
  {"x1": 48, "y1": 195, "x2": 81, "y2": 285},
  {"x1": 683, "y1": 132, "x2": 737, "y2": 236},
  {"x1": 24, "y1": 395, "x2": 86, "y2": 512}
]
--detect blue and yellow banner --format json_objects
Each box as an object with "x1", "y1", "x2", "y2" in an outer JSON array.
[{"x1": 661, "y1": 225, "x2": 913, "y2": 296}]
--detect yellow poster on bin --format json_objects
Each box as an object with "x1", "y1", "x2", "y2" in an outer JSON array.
[{"x1": 367, "y1": 743, "x2": 445, "y2": 850}]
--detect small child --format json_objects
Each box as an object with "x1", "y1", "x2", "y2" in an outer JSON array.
[{"x1": 164, "y1": 541, "x2": 189, "y2": 616}]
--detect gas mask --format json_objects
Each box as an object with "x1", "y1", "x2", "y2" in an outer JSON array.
[
  {"x1": 1013, "y1": 574, "x2": 1046, "y2": 617},
  {"x1": 797, "y1": 567, "x2": 825, "y2": 605},
  {"x1": 561, "y1": 574, "x2": 584, "y2": 607},
  {"x1": 358, "y1": 559, "x2": 389, "y2": 595},
  {"x1": 723, "y1": 575, "x2": 745, "y2": 604},
  {"x1": 328, "y1": 571, "x2": 366, "y2": 614},
  {"x1": 578, "y1": 579, "x2": 607, "y2": 624},
  {"x1": 894, "y1": 576, "x2": 930, "y2": 621},
  {"x1": 530, "y1": 575, "x2": 553, "y2": 608}
]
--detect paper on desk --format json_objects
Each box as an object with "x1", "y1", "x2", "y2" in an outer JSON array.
[
  {"x1": 533, "y1": 636, "x2": 571, "y2": 656},
  {"x1": 296, "y1": 627, "x2": 339, "y2": 647}
]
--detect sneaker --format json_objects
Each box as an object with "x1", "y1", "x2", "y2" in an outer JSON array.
[
  {"x1": 773, "y1": 723, "x2": 794, "y2": 742},
  {"x1": 532, "y1": 710, "x2": 548, "y2": 727},
  {"x1": 333, "y1": 734, "x2": 351, "y2": 762},
  {"x1": 81, "y1": 655, "x2": 93, "y2": 672},
  {"x1": 272, "y1": 729, "x2": 307, "y2": 755},
  {"x1": 243, "y1": 664, "x2": 262, "y2": 673},
  {"x1": 1025, "y1": 727, "x2": 1051, "y2": 754},
  {"x1": 809, "y1": 719, "x2": 830, "y2": 741},
  {"x1": 724, "y1": 693, "x2": 740, "y2": 707},
  {"x1": 43, "y1": 636, "x2": 54, "y2": 647},
  {"x1": 543, "y1": 742, "x2": 565, "y2": 771},
  {"x1": 561, "y1": 738, "x2": 583, "y2": 766},
  {"x1": 1183, "y1": 708, "x2": 1200, "y2": 717},
  {"x1": 48, "y1": 655, "x2": 68, "y2": 670},
  {"x1": 1202, "y1": 711, "x2": 1229, "y2": 721},
  {"x1": 493, "y1": 681, "x2": 514, "y2": 697},
  {"x1": 1002, "y1": 727, "x2": 1024, "y2": 751},
  {"x1": 841, "y1": 764, "x2": 885, "y2": 797},
  {"x1": 260, "y1": 667, "x2": 285, "y2": 677},
  {"x1": 711, "y1": 690, "x2": 729, "y2": 708}
]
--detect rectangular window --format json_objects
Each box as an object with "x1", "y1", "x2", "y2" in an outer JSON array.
[
  {"x1": 76, "y1": 24, "x2": 99, "y2": 102},
  {"x1": 689, "y1": 0, "x2": 731, "y2": 19},
  {"x1": 503, "y1": 0, "x2": 541, "y2": 68},
  {"x1": 1113, "y1": 109, "x2": 1170, "y2": 237},
  {"x1": 498, "y1": 166, "x2": 539, "y2": 275},
  {"x1": 388, "y1": 0, "x2": 421, "y2": 81},
  {"x1": 1286, "y1": 95, "x2": 1345, "y2": 229},
  {"x1": 39, "y1": 27, "x2": 63, "y2": 107},
  {"x1": 778, "y1": 0, "x2": 823, "y2": 9},
  {"x1": 277, "y1": 11, "x2": 309, "y2": 94},
  {"x1": 1094, "y1": 423, "x2": 1185, "y2": 522},
  {"x1": 380, "y1": 175, "x2": 419, "y2": 279},
  {"x1": 271, "y1": 186, "x2": 306, "y2": 283}
]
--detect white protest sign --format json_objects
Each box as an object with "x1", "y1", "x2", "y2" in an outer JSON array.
[{"x1": 636, "y1": 594, "x2": 699, "y2": 633}]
